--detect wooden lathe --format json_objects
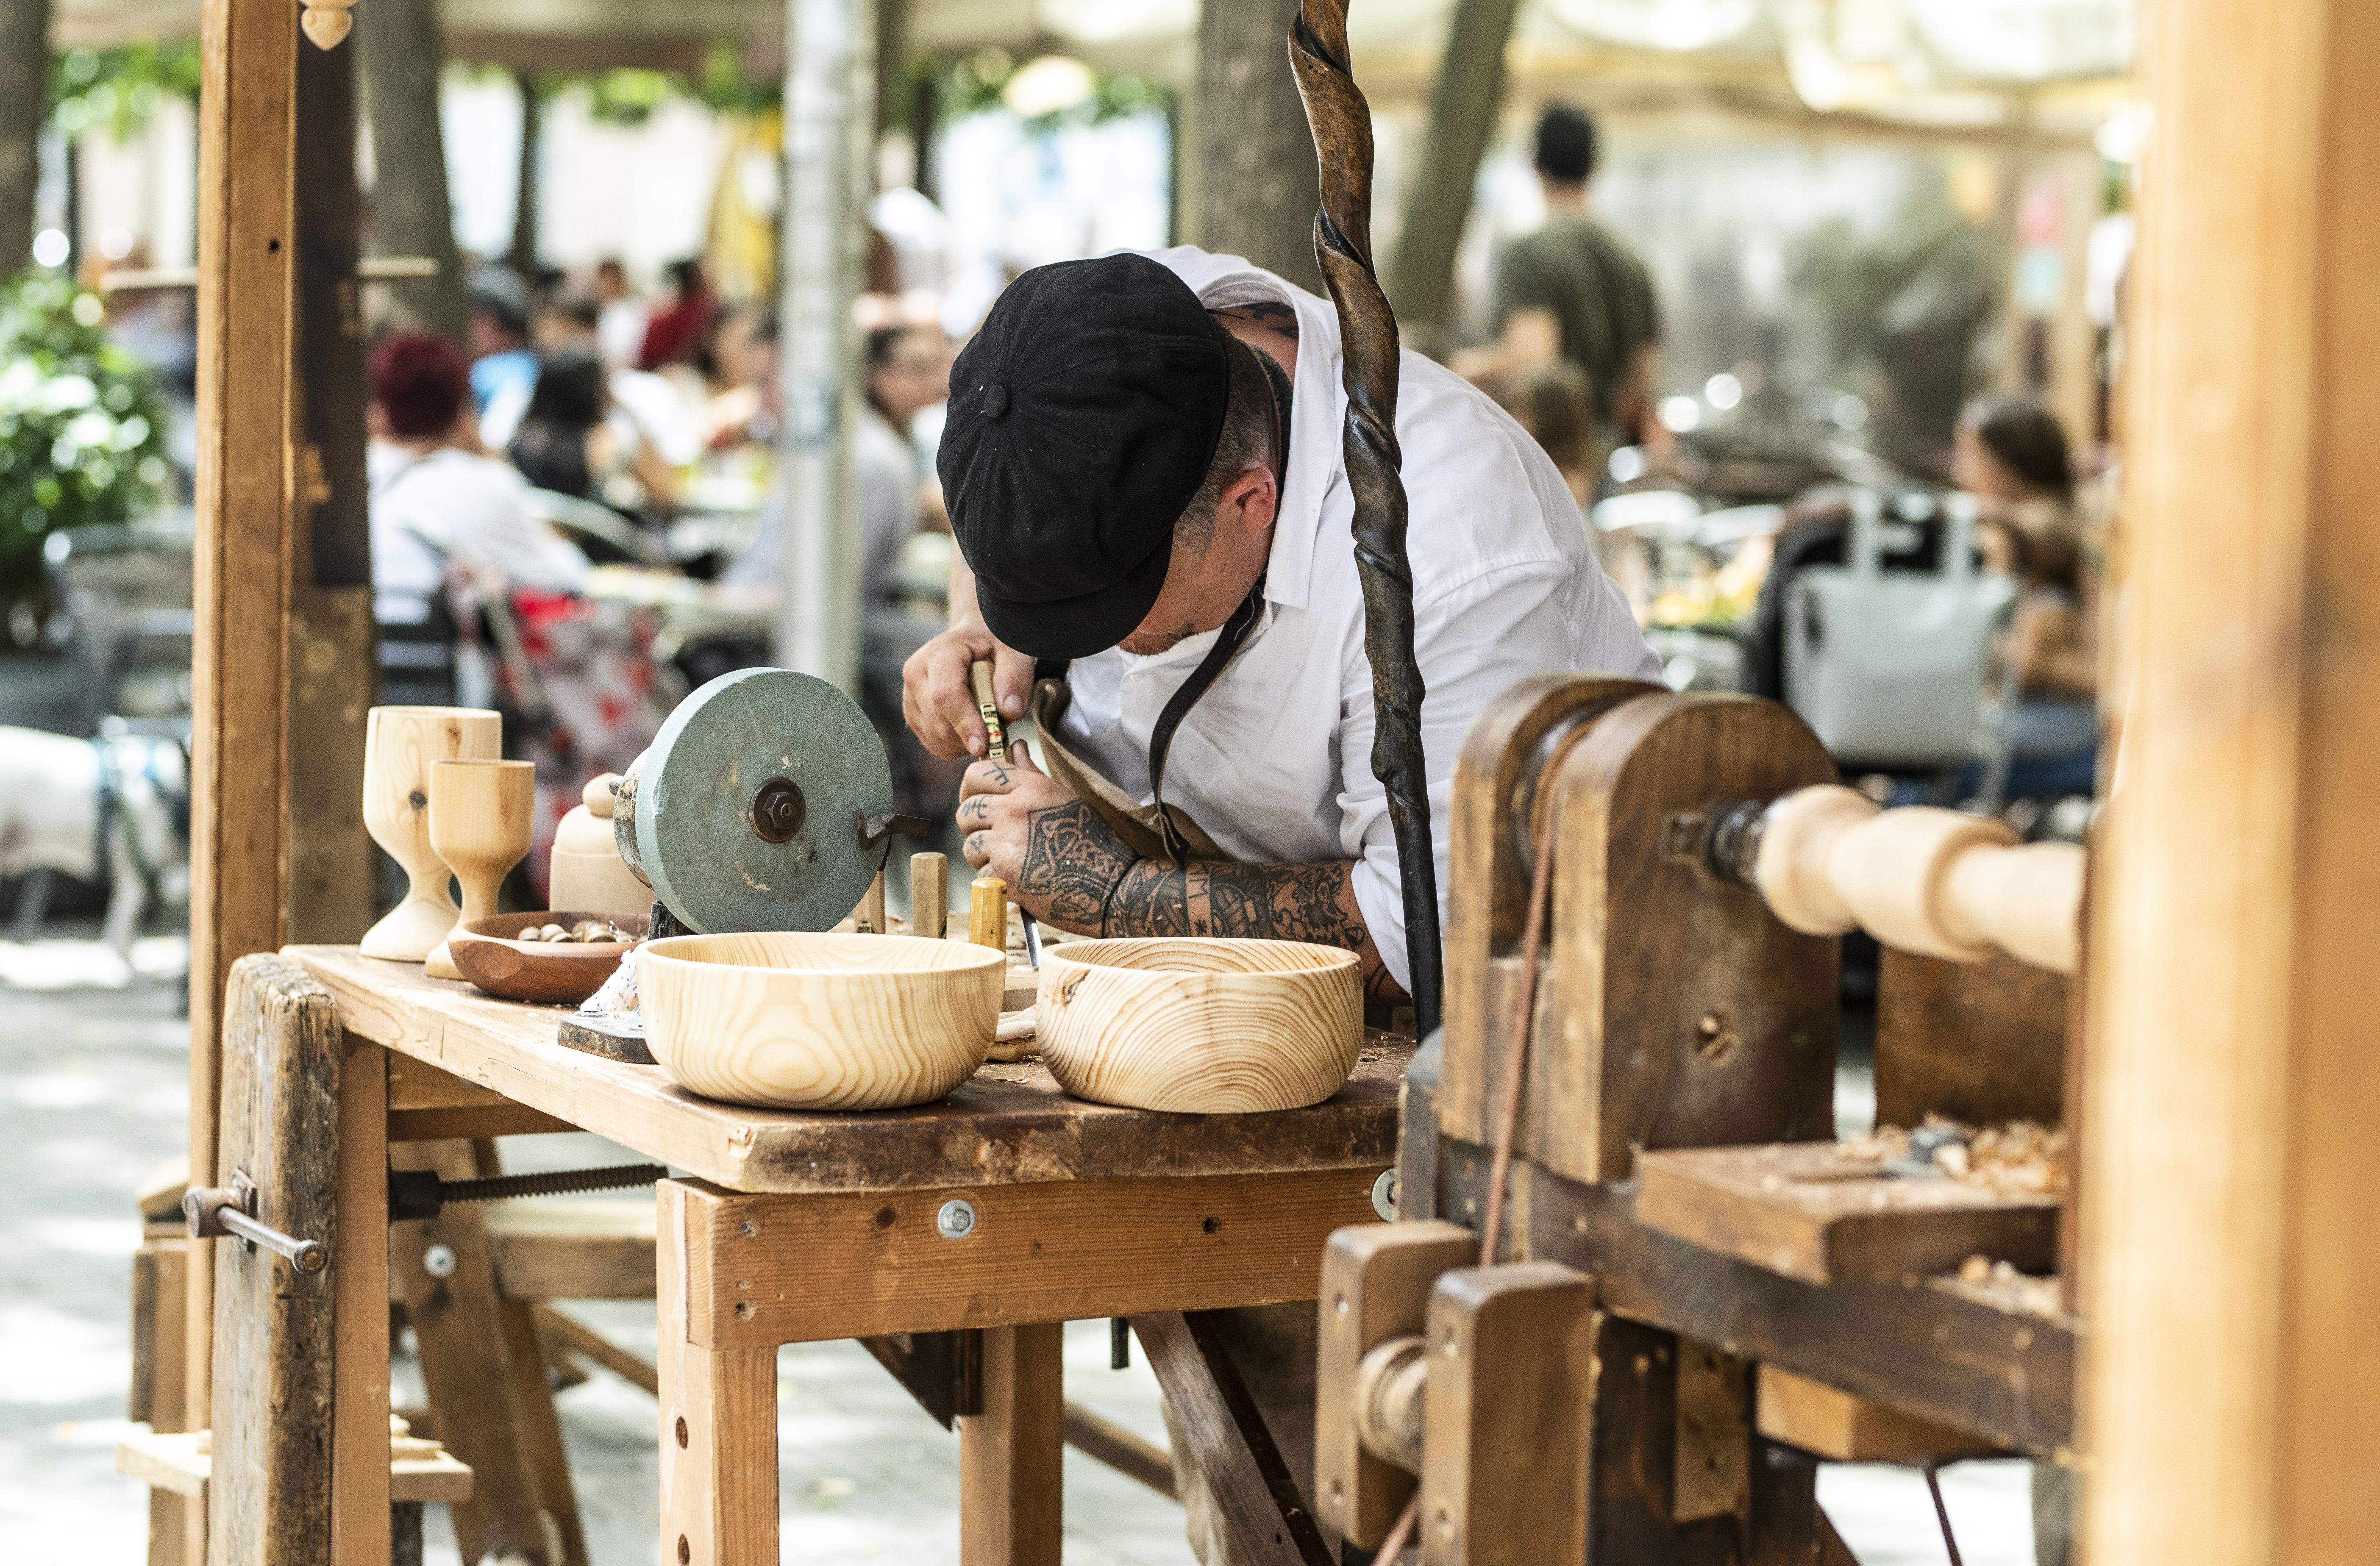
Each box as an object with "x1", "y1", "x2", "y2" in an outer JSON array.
[{"x1": 1311, "y1": 677, "x2": 2088, "y2": 1563}]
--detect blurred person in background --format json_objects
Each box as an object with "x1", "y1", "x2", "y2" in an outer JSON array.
[
  {"x1": 1456, "y1": 106, "x2": 1662, "y2": 458},
  {"x1": 507, "y1": 348, "x2": 681, "y2": 516},
  {"x1": 538, "y1": 294, "x2": 706, "y2": 470},
  {"x1": 638, "y1": 258, "x2": 716, "y2": 374},
  {"x1": 467, "y1": 268, "x2": 542, "y2": 441},
  {"x1": 1495, "y1": 363, "x2": 1596, "y2": 508},
  {"x1": 367, "y1": 333, "x2": 589, "y2": 633},
  {"x1": 698, "y1": 308, "x2": 782, "y2": 454},
  {"x1": 1957, "y1": 394, "x2": 2099, "y2": 800},
  {"x1": 593, "y1": 258, "x2": 649, "y2": 369}
]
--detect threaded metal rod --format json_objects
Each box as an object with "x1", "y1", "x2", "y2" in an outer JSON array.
[{"x1": 438, "y1": 1163, "x2": 668, "y2": 1205}]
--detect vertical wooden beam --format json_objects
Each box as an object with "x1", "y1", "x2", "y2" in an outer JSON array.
[
  {"x1": 2082, "y1": 0, "x2": 2380, "y2": 1563},
  {"x1": 958, "y1": 1324, "x2": 1065, "y2": 1566},
  {"x1": 188, "y1": 0, "x2": 300, "y2": 1470},
  {"x1": 658, "y1": 1181, "x2": 779, "y2": 1566},
  {"x1": 330, "y1": 1038, "x2": 390, "y2": 1566}
]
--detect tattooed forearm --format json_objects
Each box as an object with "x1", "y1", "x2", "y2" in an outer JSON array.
[
  {"x1": 1017, "y1": 800, "x2": 1142, "y2": 933},
  {"x1": 1107, "y1": 856, "x2": 1408, "y2": 1001}
]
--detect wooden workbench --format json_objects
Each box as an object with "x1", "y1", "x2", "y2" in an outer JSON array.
[{"x1": 283, "y1": 945, "x2": 1405, "y2": 1566}]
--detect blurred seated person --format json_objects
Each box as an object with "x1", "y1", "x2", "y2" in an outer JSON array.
[
  {"x1": 1956, "y1": 394, "x2": 2099, "y2": 800},
  {"x1": 638, "y1": 258, "x2": 716, "y2": 374},
  {"x1": 593, "y1": 258, "x2": 649, "y2": 370},
  {"x1": 508, "y1": 349, "x2": 681, "y2": 516},
  {"x1": 1454, "y1": 105, "x2": 1661, "y2": 458},
  {"x1": 467, "y1": 268, "x2": 542, "y2": 447},
  {"x1": 538, "y1": 294, "x2": 706, "y2": 469},
  {"x1": 698, "y1": 309, "x2": 781, "y2": 454},
  {"x1": 367, "y1": 333, "x2": 590, "y2": 652}
]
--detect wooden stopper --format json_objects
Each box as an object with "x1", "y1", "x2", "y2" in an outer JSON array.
[
  {"x1": 909, "y1": 852, "x2": 948, "y2": 940},
  {"x1": 970, "y1": 877, "x2": 1008, "y2": 951},
  {"x1": 969, "y1": 661, "x2": 1006, "y2": 761},
  {"x1": 582, "y1": 772, "x2": 620, "y2": 818},
  {"x1": 854, "y1": 871, "x2": 887, "y2": 935}
]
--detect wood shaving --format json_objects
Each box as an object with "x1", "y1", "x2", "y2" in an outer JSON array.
[{"x1": 1842, "y1": 1113, "x2": 2069, "y2": 1197}]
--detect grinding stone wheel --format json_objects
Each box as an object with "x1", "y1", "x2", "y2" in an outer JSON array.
[{"x1": 630, "y1": 668, "x2": 896, "y2": 934}]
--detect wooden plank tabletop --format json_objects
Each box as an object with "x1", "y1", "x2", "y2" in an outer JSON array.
[{"x1": 287, "y1": 945, "x2": 1408, "y2": 1196}]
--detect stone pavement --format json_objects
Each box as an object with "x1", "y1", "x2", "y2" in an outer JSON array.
[{"x1": 0, "y1": 943, "x2": 2040, "y2": 1564}]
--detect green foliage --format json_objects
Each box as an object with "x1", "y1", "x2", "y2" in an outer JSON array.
[
  {"x1": 50, "y1": 42, "x2": 203, "y2": 142},
  {"x1": 937, "y1": 48, "x2": 1171, "y2": 133},
  {"x1": 567, "y1": 42, "x2": 781, "y2": 126},
  {"x1": 0, "y1": 272, "x2": 172, "y2": 616}
]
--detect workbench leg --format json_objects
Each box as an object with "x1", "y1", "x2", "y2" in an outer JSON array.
[
  {"x1": 330, "y1": 1037, "x2": 390, "y2": 1566},
  {"x1": 957, "y1": 1323, "x2": 1064, "y2": 1566},
  {"x1": 659, "y1": 1181, "x2": 779, "y2": 1566}
]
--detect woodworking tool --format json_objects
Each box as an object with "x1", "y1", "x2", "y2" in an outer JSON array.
[
  {"x1": 185, "y1": 1173, "x2": 328, "y2": 1274},
  {"x1": 970, "y1": 660, "x2": 1042, "y2": 966},
  {"x1": 611, "y1": 667, "x2": 927, "y2": 935}
]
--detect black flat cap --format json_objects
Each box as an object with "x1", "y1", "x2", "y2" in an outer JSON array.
[{"x1": 938, "y1": 253, "x2": 1232, "y2": 659}]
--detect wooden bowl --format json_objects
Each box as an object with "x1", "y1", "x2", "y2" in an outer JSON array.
[
  {"x1": 1034, "y1": 938, "x2": 1364, "y2": 1113},
  {"x1": 446, "y1": 911, "x2": 647, "y2": 1005},
  {"x1": 637, "y1": 933, "x2": 1007, "y2": 1111}
]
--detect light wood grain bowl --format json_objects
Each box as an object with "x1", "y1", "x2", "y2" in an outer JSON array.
[
  {"x1": 1034, "y1": 938, "x2": 1364, "y2": 1113},
  {"x1": 446, "y1": 911, "x2": 647, "y2": 1005},
  {"x1": 638, "y1": 933, "x2": 1007, "y2": 1111}
]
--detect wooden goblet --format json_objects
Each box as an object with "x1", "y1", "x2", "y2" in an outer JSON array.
[
  {"x1": 359, "y1": 706, "x2": 501, "y2": 961},
  {"x1": 422, "y1": 758, "x2": 537, "y2": 981}
]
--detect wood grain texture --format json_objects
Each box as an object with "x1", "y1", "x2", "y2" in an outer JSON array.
[
  {"x1": 639, "y1": 932, "x2": 1005, "y2": 1111},
  {"x1": 658, "y1": 1181, "x2": 779, "y2": 1566},
  {"x1": 970, "y1": 877, "x2": 1007, "y2": 950},
  {"x1": 207, "y1": 955, "x2": 340, "y2": 1566},
  {"x1": 446, "y1": 911, "x2": 642, "y2": 1005},
  {"x1": 423, "y1": 758, "x2": 535, "y2": 979},
  {"x1": 288, "y1": 944, "x2": 1407, "y2": 1193},
  {"x1": 330, "y1": 1038, "x2": 389, "y2": 1566},
  {"x1": 679, "y1": 1167, "x2": 1384, "y2": 1349},
  {"x1": 1418, "y1": 1264, "x2": 1595, "y2": 1566},
  {"x1": 1132, "y1": 1312, "x2": 1335, "y2": 1566},
  {"x1": 1440, "y1": 675, "x2": 1658, "y2": 1150},
  {"x1": 358, "y1": 708, "x2": 502, "y2": 960},
  {"x1": 188, "y1": 0, "x2": 304, "y2": 1466},
  {"x1": 1538, "y1": 695, "x2": 1840, "y2": 1183},
  {"x1": 2083, "y1": 0, "x2": 2380, "y2": 1559},
  {"x1": 957, "y1": 1324, "x2": 1063, "y2": 1566},
  {"x1": 1672, "y1": 1339, "x2": 1752, "y2": 1523},
  {"x1": 909, "y1": 853, "x2": 948, "y2": 939},
  {"x1": 1754, "y1": 1365, "x2": 1995, "y2": 1462},
  {"x1": 481, "y1": 1198, "x2": 656, "y2": 1300},
  {"x1": 1313, "y1": 1220, "x2": 1475, "y2": 1546},
  {"x1": 1634, "y1": 1143, "x2": 2060, "y2": 1286},
  {"x1": 1036, "y1": 938, "x2": 1363, "y2": 1112},
  {"x1": 1876, "y1": 949, "x2": 2068, "y2": 1129},
  {"x1": 1438, "y1": 1141, "x2": 2074, "y2": 1458}
]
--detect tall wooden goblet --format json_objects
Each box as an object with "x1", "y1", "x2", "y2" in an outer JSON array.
[
  {"x1": 423, "y1": 758, "x2": 537, "y2": 981},
  {"x1": 359, "y1": 706, "x2": 501, "y2": 961}
]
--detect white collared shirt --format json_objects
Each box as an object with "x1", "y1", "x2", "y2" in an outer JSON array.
[{"x1": 1051, "y1": 247, "x2": 1660, "y2": 992}]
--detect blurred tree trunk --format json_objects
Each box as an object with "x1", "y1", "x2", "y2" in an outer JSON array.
[
  {"x1": 0, "y1": 0, "x2": 49, "y2": 273},
  {"x1": 1197, "y1": 0, "x2": 1321, "y2": 293},
  {"x1": 507, "y1": 68, "x2": 538, "y2": 278},
  {"x1": 359, "y1": 0, "x2": 467, "y2": 339},
  {"x1": 1385, "y1": 0, "x2": 1522, "y2": 356}
]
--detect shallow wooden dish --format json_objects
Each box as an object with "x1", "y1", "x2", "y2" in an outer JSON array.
[
  {"x1": 638, "y1": 932, "x2": 1007, "y2": 1111},
  {"x1": 446, "y1": 911, "x2": 646, "y2": 1005},
  {"x1": 1035, "y1": 938, "x2": 1363, "y2": 1113}
]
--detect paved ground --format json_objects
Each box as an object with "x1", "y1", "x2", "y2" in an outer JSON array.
[{"x1": 0, "y1": 935, "x2": 2040, "y2": 1564}]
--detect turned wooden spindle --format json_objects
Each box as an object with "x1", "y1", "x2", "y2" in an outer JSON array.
[
  {"x1": 970, "y1": 877, "x2": 1008, "y2": 951},
  {"x1": 909, "y1": 852, "x2": 948, "y2": 940},
  {"x1": 422, "y1": 758, "x2": 536, "y2": 980},
  {"x1": 359, "y1": 706, "x2": 501, "y2": 962},
  {"x1": 1752, "y1": 785, "x2": 2084, "y2": 974}
]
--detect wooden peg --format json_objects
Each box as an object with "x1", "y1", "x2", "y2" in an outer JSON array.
[
  {"x1": 854, "y1": 871, "x2": 887, "y2": 935},
  {"x1": 970, "y1": 877, "x2": 1008, "y2": 951},
  {"x1": 300, "y1": 0, "x2": 358, "y2": 49},
  {"x1": 909, "y1": 853, "x2": 948, "y2": 940}
]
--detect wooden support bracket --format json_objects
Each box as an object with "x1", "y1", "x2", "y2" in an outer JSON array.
[{"x1": 1132, "y1": 1312, "x2": 1333, "y2": 1566}]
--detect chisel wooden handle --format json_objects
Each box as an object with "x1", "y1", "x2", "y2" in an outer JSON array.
[{"x1": 970, "y1": 660, "x2": 1007, "y2": 761}]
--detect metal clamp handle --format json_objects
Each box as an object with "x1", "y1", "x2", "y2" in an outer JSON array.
[{"x1": 184, "y1": 1172, "x2": 328, "y2": 1275}]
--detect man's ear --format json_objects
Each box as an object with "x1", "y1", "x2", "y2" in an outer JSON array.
[{"x1": 1220, "y1": 465, "x2": 1277, "y2": 537}]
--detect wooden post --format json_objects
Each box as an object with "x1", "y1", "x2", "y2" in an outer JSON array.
[
  {"x1": 187, "y1": 0, "x2": 301, "y2": 1483},
  {"x1": 658, "y1": 1182, "x2": 779, "y2": 1566},
  {"x1": 330, "y1": 1037, "x2": 390, "y2": 1566},
  {"x1": 2082, "y1": 0, "x2": 2380, "y2": 1561},
  {"x1": 957, "y1": 1324, "x2": 1064, "y2": 1566}
]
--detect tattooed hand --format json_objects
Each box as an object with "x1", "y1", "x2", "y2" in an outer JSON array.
[{"x1": 956, "y1": 743, "x2": 1137, "y2": 930}]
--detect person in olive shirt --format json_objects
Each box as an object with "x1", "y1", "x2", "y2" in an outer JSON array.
[{"x1": 1457, "y1": 104, "x2": 1662, "y2": 453}]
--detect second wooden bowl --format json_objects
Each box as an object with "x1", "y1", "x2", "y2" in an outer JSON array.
[
  {"x1": 446, "y1": 911, "x2": 646, "y2": 1005},
  {"x1": 1034, "y1": 938, "x2": 1364, "y2": 1113},
  {"x1": 637, "y1": 932, "x2": 1007, "y2": 1111}
]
